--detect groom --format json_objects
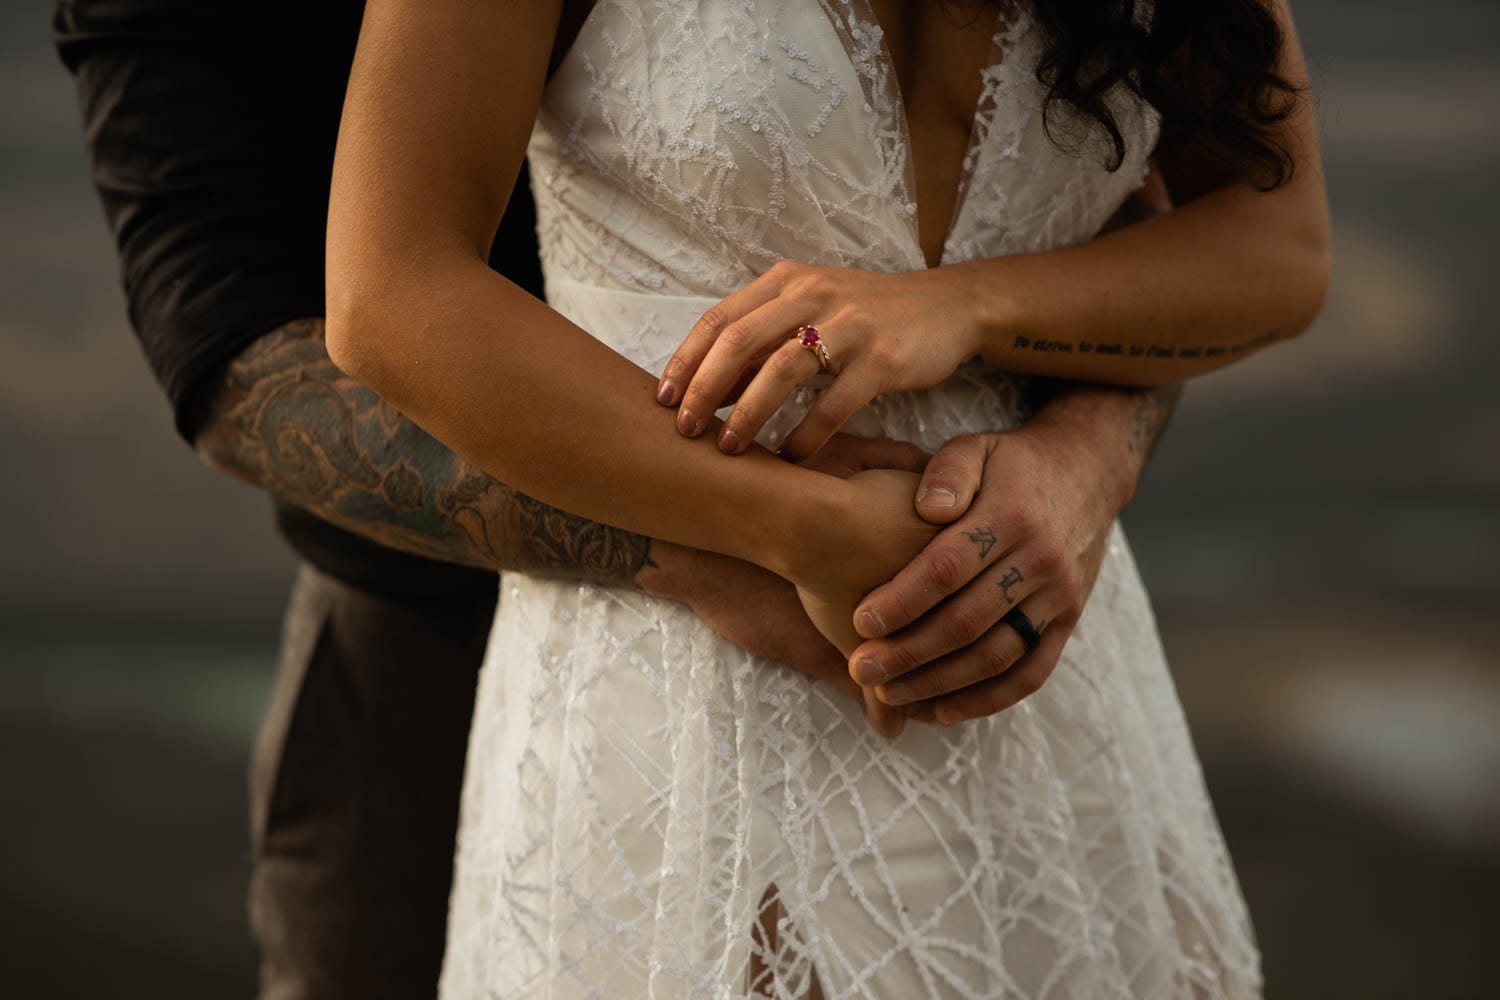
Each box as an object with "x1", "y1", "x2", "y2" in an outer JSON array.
[{"x1": 55, "y1": 2, "x2": 1180, "y2": 997}]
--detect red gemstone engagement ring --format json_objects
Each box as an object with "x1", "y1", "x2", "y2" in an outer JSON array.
[{"x1": 792, "y1": 325, "x2": 835, "y2": 372}]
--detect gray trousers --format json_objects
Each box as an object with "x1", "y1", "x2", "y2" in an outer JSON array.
[{"x1": 249, "y1": 564, "x2": 498, "y2": 999}]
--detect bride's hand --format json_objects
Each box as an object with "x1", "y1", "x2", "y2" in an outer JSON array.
[
  {"x1": 655, "y1": 261, "x2": 981, "y2": 461},
  {"x1": 787, "y1": 467, "x2": 941, "y2": 739},
  {"x1": 642, "y1": 434, "x2": 932, "y2": 715}
]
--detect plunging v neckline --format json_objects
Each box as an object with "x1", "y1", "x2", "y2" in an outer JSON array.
[{"x1": 838, "y1": 0, "x2": 1012, "y2": 269}]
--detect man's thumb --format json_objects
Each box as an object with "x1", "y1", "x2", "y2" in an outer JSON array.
[{"x1": 914, "y1": 434, "x2": 986, "y2": 524}]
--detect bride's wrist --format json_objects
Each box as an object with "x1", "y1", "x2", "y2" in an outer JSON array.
[{"x1": 761, "y1": 474, "x2": 858, "y2": 586}]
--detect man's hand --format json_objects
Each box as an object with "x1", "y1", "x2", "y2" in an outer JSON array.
[{"x1": 846, "y1": 383, "x2": 1180, "y2": 725}]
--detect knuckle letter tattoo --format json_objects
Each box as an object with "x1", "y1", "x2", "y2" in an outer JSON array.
[
  {"x1": 964, "y1": 526, "x2": 997, "y2": 559},
  {"x1": 997, "y1": 566, "x2": 1023, "y2": 604}
]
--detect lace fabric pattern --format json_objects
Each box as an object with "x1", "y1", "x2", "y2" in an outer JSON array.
[{"x1": 440, "y1": 2, "x2": 1260, "y2": 997}]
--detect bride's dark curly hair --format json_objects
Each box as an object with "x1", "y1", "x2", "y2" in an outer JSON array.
[{"x1": 987, "y1": 0, "x2": 1303, "y2": 188}]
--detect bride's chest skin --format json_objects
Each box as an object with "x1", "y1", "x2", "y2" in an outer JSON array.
[{"x1": 868, "y1": 0, "x2": 1000, "y2": 267}]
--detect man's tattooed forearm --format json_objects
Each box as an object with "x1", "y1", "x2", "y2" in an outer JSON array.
[
  {"x1": 195, "y1": 318, "x2": 654, "y2": 585},
  {"x1": 1126, "y1": 383, "x2": 1183, "y2": 458},
  {"x1": 1011, "y1": 330, "x2": 1279, "y2": 360}
]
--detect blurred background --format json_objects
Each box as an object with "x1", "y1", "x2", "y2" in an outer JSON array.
[{"x1": 2, "y1": 0, "x2": 1496, "y2": 996}]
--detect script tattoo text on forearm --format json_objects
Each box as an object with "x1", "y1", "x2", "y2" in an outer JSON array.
[{"x1": 1013, "y1": 331, "x2": 1278, "y2": 362}]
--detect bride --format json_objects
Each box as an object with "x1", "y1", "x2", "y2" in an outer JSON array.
[{"x1": 326, "y1": 0, "x2": 1327, "y2": 996}]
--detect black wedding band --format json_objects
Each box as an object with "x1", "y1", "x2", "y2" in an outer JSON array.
[{"x1": 1001, "y1": 607, "x2": 1042, "y2": 655}]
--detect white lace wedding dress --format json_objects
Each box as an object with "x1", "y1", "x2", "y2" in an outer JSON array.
[{"x1": 440, "y1": 2, "x2": 1261, "y2": 996}]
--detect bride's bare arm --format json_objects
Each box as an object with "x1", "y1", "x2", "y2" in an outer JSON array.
[{"x1": 325, "y1": 0, "x2": 927, "y2": 595}]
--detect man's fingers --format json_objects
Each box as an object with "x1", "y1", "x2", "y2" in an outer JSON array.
[
  {"x1": 853, "y1": 514, "x2": 1019, "y2": 639},
  {"x1": 926, "y1": 618, "x2": 1075, "y2": 725},
  {"x1": 877, "y1": 624, "x2": 1025, "y2": 707},
  {"x1": 849, "y1": 552, "x2": 1047, "y2": 687},
  {"x1": 913, "y1": 433, "x2": 987, "y2": 525},
  {"x1": 874, "y1": 591, "x2": 1061, "y2": 705}
]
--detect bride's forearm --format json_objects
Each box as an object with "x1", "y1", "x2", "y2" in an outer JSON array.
[
  {"x1": 326, "y1": 254, "x2": 846, "y2": 583},
  {"x1": 325, "y1": 0, "x2": 860, "y2": 585}
]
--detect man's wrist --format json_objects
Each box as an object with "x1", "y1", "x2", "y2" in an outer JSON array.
[
  {"x1": 957, "y1": 256, "x2": 1033, "y2": 366},
  {"x1": 947, "y1": 257, "x2": 1019, "y2": 364},
  {"x1": 636, "y1": 539, "x2": 695, "y2": 601},
  {"x1": 1024, "y1": 386, "x2": 1147, "y2": 512}
]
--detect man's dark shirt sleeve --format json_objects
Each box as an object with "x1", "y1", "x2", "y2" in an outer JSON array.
[
  {"x1": 53, "y1": 0, "x2": 544, "y2": 441},
  {"x1": 52, "y1": 1, "x2": 371, "y2": 439},
  {"x1": 53, "y1": 0, "x2": 546, "y2": 602}
]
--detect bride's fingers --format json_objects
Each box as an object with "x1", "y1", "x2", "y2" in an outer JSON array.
[
  {"x1": 792, "y1": 433, "x2": 929, "y2": 481},
  {"x1": 865, "y1": 686, "x2": 906, "y2": 739},
  {"x1": 718, "y1": 356, "x2": 770, "y2": 409},
  {"x1": 848, "y1": 551, "x2": 1044, "y2": 688},
  {"x1": 676, "y1": 296, "x2": 813, "y2": 437},
  {"x1": 716, "y1": 338, "x2": 822, "y2": 452},
  {"x1": 872, "y1": 591, "x2": 1063, "y2": 707},
  {"x1": 658, "y1": 274, "x2": 782, "y2": 408},
  {"x1": 775, "y1": 366, "x2": 885, "y2": 463}
]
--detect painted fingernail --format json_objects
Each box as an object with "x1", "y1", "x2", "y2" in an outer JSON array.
[
  {"x1": 858, "y1": 609, "x2": 885, "y2": 637},
  {"x1": 678, "y1": 410, "x2": 700, "y2": 436},
  {"x1": 882, "y1": 681, "x2": 912, "y2": 705},
  {"x1": 719, "y1": 428, "x2": 740, "y2": 453},
  {"x1": 918, "y1": 486, "x2": 958, "y2": 508},
  {"x1": 657, "y1": 380, "x2": 678, "y2": 405},
  {"x1": 853, "y1": 657, "x2": 885, "y2": 686}
]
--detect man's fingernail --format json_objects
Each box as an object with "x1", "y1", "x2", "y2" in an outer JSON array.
[
  {"x1": 858, "y1": 609, "x2": 885, "y2": 637},
  {"x1": 678, "y1": 410, "x2": 700, "y2": 436},
  {"x1": 718, "y1": 427, "x2": 740, "y2": 453},
  {"x1": 657, "y1": 380, "x2": 678, "y2": 405},
  {"x1": 853, "y1": 657, "x2": 885, "y2": 686},
  {"x1": 919, "y1": 487, "x2": 958, "y2": 508},
  {"x1": 882, "y1": 681, "x2": 912, "y2": 705},
  {"x1": 935, "y1": 704, "x2": 960, "y2": 726}
]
